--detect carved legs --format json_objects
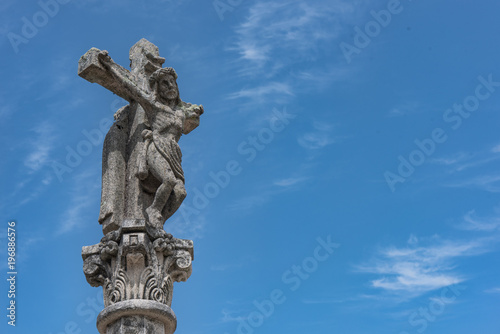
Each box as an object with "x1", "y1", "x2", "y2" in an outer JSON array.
[
  {"x1": 143, "y1": 142, "x2": 188, "y2": 229},
  {"x1": 163, "y1": 181, "x2": 187, "y2": 221},
  {"x1": 146, "y1": 180, "x2": 174, "y2": 227}
]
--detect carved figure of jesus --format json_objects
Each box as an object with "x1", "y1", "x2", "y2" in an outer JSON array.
[{"x1": 98, "y1": 51, "x2": 203, "y2": 229}]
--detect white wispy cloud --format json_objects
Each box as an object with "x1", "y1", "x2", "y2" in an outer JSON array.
[
  {"x1": 35, "y1": 66, "x2": 73, "y2": 101},
  {"x1": 298, "y1": 121, "x2": 336, "y2": 150},
  {"x1": 298, "y1": 133, "x2": 333, "y2": 150},
  {"x1": 356, "y1": 235, "x2": 493, "y2": 297},
  {"x1": 230, "y1": 0, "x2": 355, "y2": 73},
  {"x1": 444, "y1": 174, "x2": 500, "y2": 192},
  {"x1": 452, "y1": 157, "x2": 499, "y2": 173},
  {"x1": 17, "y1": 174, "x2": 53, "y2": 207},
  {"x1": 0, "y1": 230, "x2": 44, "y2": 270},
  {"x1": 430, "y1": 152, "x2": 469, "y2": 166},
  {"x1": 57, "y1": 169, "x2": 100, "y2": 235},
  {"x1": 387, "y1": 102, "x2": 420, "y2": 117},
  {"x1": 491, "y1": 144, "x2": 500, "y2": 153},
  {"x1": 224, "y1": 0, "x2": 363, "y2": 117},
  {"x1": 229, "y1": 174, "x2": 309, "y2": 212},
  {"x1": 291, "y1": 66, "x2": 355, "y2": 92},
  {"x1": 58, "y1": 195, "x2": 95, "y2": 235},
  {"x1": 301, "y1": 297, "x2": 353, "y2": 304},
  {"x1": 274, "y1": 177, "x2": 308, "y2": 187},
  {"x1": 459, "y1": 210, "x2": 500, "y2": 232},
  {"x1": 227, "y1": 82, "x2": 294, "y2": 100},
  {"x1": 14, "y1": 235, "x2": 45, "y2": 265},
  {"x1": 485, "y1": 287, "x2": 500, "y2": 294},
  {"x1": 428, "y1": 147, "x2": 500, "y2": 191},
  {"x1": 431, "y1": 147, "x2": 500, "y2": 175},
  {"x1": 220, "y1": 308, "x2": 248, "y2": 324},
  {"x1": 24, "y1": 121, "x2": 57, "y2": 174},
  {"x1": 166, "y1": 213, "x2": 206, "y2": 240},
  {"x1": 228, "y1": 193, "x2": 271, "y2": 212}
]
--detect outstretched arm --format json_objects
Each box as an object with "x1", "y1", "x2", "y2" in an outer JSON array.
[{"x1": 98, "y1": 51, "x2": 152, "y2": 110}]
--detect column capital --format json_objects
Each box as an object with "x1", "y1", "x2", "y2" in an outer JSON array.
[{"x1": 82, "y1": 219, "x2": 193, "y2": 308}]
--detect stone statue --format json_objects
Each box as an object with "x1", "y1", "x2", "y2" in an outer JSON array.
[
  {"x1": 77, "y1": 39, "x2": 203, "y2": 234},
  {"x1": 97, "y1": 50, "x2": 203, "y2": 229},
  {"x1": 79, "y1": 39, "x2": 201, "y2": 334}
]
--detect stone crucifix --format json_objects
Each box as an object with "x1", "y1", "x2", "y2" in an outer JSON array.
[
  {"x1": 78, "y1": 38, "x2": 203, "y2": 234},
  {"x1": 79, "y1": 39, "x2": 202, "y2": 334}
]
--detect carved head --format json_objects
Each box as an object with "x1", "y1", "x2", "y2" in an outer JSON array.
[{"x1": 149, "y1": 67, "x2": 180, "y2": 104}]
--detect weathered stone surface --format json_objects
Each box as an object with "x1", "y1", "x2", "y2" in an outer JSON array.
[
  {"x1": 78, "y1": 48, "x2": 135, "y2": 102},
  {"x1": 96, "y1": 300, "x2": 176, "y2": 334},
  {"x1": 99, "y1": 105, "x2": 128, "y2": 234},
  {"x1": 80, "y1": 39, "x2": 201, "y2": 333},
  {"x1": 82, "y1": 219, "x2": 193, "y2": 307},
  {"x1": 78, "y1": 38, "x2": 203, "y2": 234}
]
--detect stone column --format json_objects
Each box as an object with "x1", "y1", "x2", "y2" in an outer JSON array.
[
  {"x1": 82, "y1": 219, "x2": 193, "y2": 334},
  {"x1": 96, "y1": 300, "x2": 176, "y2": 334},
  {"x1": 78, "y1": 38, "x2": 202, "y2": 333}
]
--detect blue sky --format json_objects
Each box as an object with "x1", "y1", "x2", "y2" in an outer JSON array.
[{"x1": 1, "y1": 0, "x2": 500, "y2": 333}]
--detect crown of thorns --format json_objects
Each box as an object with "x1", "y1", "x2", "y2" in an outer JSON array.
[{"x1": 149, "y1": 67, "x2": 178, "y2": 87}]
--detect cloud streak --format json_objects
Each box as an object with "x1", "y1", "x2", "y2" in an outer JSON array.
[
  {"x1": 460, "y1": 210, "x2": 500, "y2": 232},
  {"x1": 227, "y1": 82, "x2": 294, "y2": 100},
  {"x1": 57, "y1": 169, "x2": 100, "y2": 235},
  {"x1": 298, "y1": 121, "x2": 337, "y2": 150},
  {"x1": 228, "y1": 0, "x2": 357, "y2": 77},
  {"x1": 24, "y1": 121, "x2": 57, "y2": 173},
  {"x1": 356, "y1": 235, "x2": 493, "y2": 298},
  {"x1": 444, "y1": 174, "x2": 500, "y2": 192},
  {"x1": 274, "y1": 177, "x2": 308, "y2": 187}
]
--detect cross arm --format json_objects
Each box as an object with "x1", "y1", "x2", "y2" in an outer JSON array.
[{"x1": 78, "y1": 47, "x2": 144, "y2": 103}]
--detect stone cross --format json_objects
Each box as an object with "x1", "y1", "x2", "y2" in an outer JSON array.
[{"x1": 79, "y1": 39, "x2": 202, "y2": 334}]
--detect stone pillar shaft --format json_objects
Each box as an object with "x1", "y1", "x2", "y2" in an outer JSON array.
[{"x1": 82, "y1": 219, "x2": 193, "y2": 334}]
